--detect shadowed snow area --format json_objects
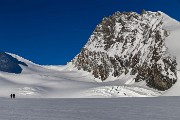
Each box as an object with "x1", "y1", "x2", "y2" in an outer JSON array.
[
  {"x1": 0, "y1": 52, "x2": 27, "y2": 74},
  {"x1": 0, "y1": 97, "x2": 180, "y2": 120}
]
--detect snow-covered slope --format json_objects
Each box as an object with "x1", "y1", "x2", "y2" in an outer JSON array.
[
  {"x1": 72, "y1": 10, "x2": 180, "y2": 91},
  {"x1": 0, "y1": 53, "x2": 27, "y2": 74},
  {"x1": 0, "y1": 10, "x2": 179, "y2": 98},
  {"x1": 160, "y1": 12, "x2": 180, "y2": 70},
  {"x1": 0, "y1": 53, "x2": 161, "y2": 98}
]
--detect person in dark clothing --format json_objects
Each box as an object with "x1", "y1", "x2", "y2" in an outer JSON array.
[
  {"x1": 10, "y1": 94, "x2": 12, "y2": 99},
  {"x1": 13, "y1": 94, "x2": 15, "y2": 99}
]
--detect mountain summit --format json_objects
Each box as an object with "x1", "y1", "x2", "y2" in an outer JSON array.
[
  {"x1": 0, "y1": 11, "x2": 180, "y2": 98},
  {"x1": 72, "y1": 10, "x2": 180, "y2": 91}
]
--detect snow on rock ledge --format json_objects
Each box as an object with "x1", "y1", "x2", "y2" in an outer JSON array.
[{"x1": 72, "y1": 10, "x2": 180, "y2": 91}]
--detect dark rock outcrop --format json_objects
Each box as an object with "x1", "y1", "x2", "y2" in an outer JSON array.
[{"x1": 72, "y1": 11, "x2": 177, "y2": 91}]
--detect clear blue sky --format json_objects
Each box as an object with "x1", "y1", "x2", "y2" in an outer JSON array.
[{"x1": 0, "y1": 0, "x2": 179, "y2": 65}]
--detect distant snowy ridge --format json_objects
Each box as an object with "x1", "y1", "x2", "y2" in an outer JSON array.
[
  {"x1": 72, "y1": 10, "x2": 180, "y2": 91},
  {"x1": 7, "y1": 52, "x2": 39, "y2": 66},
  {"x1": 0, "y1": 52, "x2": 27, "y2": 74}
]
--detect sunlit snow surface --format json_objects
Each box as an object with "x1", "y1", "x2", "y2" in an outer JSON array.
[
  {"x1": 0, "y1": 11, "x2": 179, "y2": 98},
  {"x1": 0, "y1": 53, "x2": 161, "y2": 98},
  {"x1": 1, "y1": 97, "x2": 180, "y2": 120}
]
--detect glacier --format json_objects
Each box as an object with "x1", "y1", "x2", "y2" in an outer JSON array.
[
  {"x1": 0, "y1": 11, "x2": 179, "y2": 98},
  {"x1": 0, "y1": 53, "x2": 161, "y2": 98}
]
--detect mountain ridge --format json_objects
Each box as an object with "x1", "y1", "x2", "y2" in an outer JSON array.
[
  {"x1": 71, "y1": 10, "x2": 180, "y2": 91},
  {"x1": 0, "y1": 10, "x2": 179, "y2": 97}
]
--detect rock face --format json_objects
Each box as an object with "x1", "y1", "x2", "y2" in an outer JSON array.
[
  {"x1": 0, "y1": 52, "x2": 28, "y2": 73},
  {"x1": 72, "y1": 11, "x2": 177, "y2": 91}
]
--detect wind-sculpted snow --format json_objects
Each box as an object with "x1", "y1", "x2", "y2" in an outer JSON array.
[
  {"x1": 72, "y1": 10, "x2": 180, "y2": 91},
  {"x1": 85, "y1": 86, "x2": 161, "y2": 97}
]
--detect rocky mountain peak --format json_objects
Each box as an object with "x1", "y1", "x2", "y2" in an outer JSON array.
[{"x1": 72, "y1": 11, "x2": 178, "y2": 91}]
